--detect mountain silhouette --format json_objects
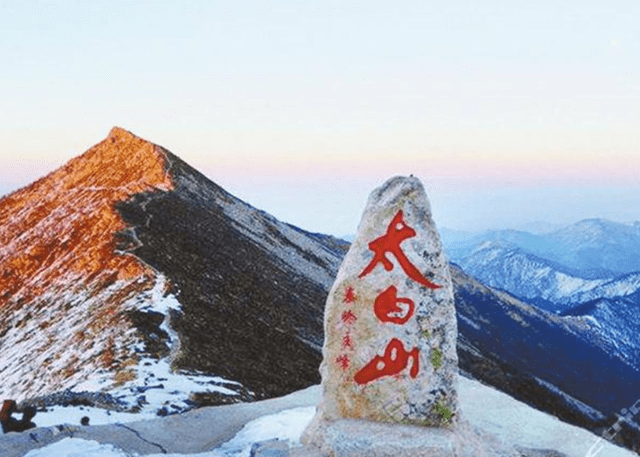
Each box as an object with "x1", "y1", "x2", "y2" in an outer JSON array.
[
  {"x1": 1, "y1": 127, "x2": 638, "y2": 452},
  {"x1": 0, "y1": 127, "x2": 347, "y2": 404}
]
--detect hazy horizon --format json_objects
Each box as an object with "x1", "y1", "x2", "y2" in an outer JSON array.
[
  {"x1": 1, "y1": 145, "x2": 637, "y2": 238},
  {"x1": 2, "y1": 2, "x2": 638, "y2": 236}
]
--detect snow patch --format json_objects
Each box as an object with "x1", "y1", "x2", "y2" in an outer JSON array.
[
  {"x1": 22, "y1": 406, "x2": 316, "y2": 457},
  {"x1": 216, "y1": 406, "x2": 315, "y2": 457},
  {"x1": 137, "y1": 274, "x2": 182, "y2": 315},
  {"x1": 458, "y1": 314, "x2": 481, "y2": 331},
  {"x1": 584, "y1": 315, "x2": 600, "y2": 327},
  {"x1": 63, "y1": 275, "x2": 244, "y2": 420},
  {"x1": 66, "y1": 357, "x2": 242, "y2": 422},
  {"x1": 24, "y1": 438, "x2": 125, "y2": 457}
]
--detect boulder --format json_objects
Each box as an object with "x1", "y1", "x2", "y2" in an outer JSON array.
[
  {"x1": 307, "y1": 176, "x2": 459, "y2": 427},
  {"x1": 301, "y1": 176, "x2": 527, "y2": 456}
]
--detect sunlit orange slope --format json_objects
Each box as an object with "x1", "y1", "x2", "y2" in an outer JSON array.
[{"x1": 0, "y1": 127, "x2": 173, "y2": 398}]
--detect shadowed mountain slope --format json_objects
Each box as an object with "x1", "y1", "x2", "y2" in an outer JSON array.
[
  {"x1": 113, "y1": 136, "x2": 349, "y2": 398},
  {"x1": 452, "y1": 263, "x2": 640, "y2": 453},
  {"x1": 2, "y1": 127, "x2": 638, "y2": 452},
  {"x1": 0, "y1": 127, "x2": 347, "y2": 405}
]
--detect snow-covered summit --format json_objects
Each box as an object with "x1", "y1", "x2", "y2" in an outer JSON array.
[{"x1": 0, "y1": 127, "x2": 347, "y2": 415}]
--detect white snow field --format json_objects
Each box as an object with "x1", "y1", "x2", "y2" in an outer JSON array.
[
  {"x1": 14, "y1": 376, "x2": 636, "y2": 457},
  {"x1": 32, "y1": 357, "x2": 243, "y2": 429},
  {"x1": 23, "y1": 406, "x2": 316, "y2": 457}
]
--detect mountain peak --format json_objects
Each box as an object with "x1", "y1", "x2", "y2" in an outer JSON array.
[
  {"x1": 575, "y1": 218, "x2": 610, "y2": 229},
  {"x1": 0, "y1": 127, "x2": 347, "y2": 407},
  {"x1": 108, "y1": 126, "x2": 136, "y2": 141},
  {"x1": 52, "y1": 127, "x2": 174, "y2": 193},
  {"x1": 0, "y1": 127, "x2": 177, "y2": 400}
]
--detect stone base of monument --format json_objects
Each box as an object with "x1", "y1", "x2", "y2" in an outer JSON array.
[{"x1": 296, "y1": 417, "x2": 520, "y2": 457}]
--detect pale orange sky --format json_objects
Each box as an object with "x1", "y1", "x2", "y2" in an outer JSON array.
[{"x1": 1, "y1": 1, "x2": 639, "y2": 234}]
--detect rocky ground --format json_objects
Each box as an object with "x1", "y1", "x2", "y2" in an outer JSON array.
[{"x1": 1, "y1": 376, "x2": 635, "y2": 457}]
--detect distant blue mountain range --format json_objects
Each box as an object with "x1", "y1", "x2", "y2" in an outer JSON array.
[
  {"x1": 441, "y1": 218, "x2": 640, "y2": 374},
  {"x1": 452, "y1": 264, "x2": 640, "y2": 453},
  {"x1": 443, "y1": 218, "x2": 640, "y2": 279},
  {"x1": 442, "y1": 218, "x2": 640, "y2": 307},
  {"x1": 344, "y1": 218, "x2": 640, "y2": 451}
]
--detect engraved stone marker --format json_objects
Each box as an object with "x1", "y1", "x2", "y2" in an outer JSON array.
[{"x1": 308, "y1": 176, "x2": 459, "y2": 428}]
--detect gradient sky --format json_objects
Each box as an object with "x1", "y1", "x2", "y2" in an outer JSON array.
[{"x1": 1, "y1": 1, "x2": 639, "y2": 236}]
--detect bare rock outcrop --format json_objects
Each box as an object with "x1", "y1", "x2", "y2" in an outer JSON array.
[{"x1": 302, "y1": 176, "x2": 516, "y2": 456}]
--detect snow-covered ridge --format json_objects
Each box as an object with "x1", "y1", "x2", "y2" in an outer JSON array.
[
  {"x1": 456, "y1": 240, "x2": 640, "y2": 308},
  {"x1": 0, "y1": 127, "x2": 174, "y2": 399},
  {"x1": 1, "y1": 271, "x2": 244, "y2": 415},
  {"x1": 11, "y1": 377, "x2": 637, "y2": 457},
  {"x1": 445, "y1": 218, "x2": 640, "y2": 278},
  {"x1": 569, "y1": 272, "x2": 640, "y2": 303},
  {"x1": 457, "y1": 243, "x2": 608, "y2": 310},
  {"x1": 444, "y1": 218, "x2": 640, "y2": 307},
  {"x1": 176, "y1": 169, "x2": 343, "y2": 290},
  {"x1": 0, "y1": 129, "x2": 249, "y2": 411}
]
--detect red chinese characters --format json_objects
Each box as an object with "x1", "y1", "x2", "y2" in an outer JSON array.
[
  {"x1": 336, "y1": 286, "x2": 358, "y2": 371},
  {"x1": 342, "y1": 333, "x2": 354, "y2": 350},
  {"x1": 336, "y1": 354, "x2": 350, "y2": 370},
  {"x1": 353, "y1": 209, "x2": 437, "y2": 385},
  {"x1": 341, "y1": 310, "x2": 357, "y2": 325},
  {"x1": 344, "y1": 286, "x2": 356, "y2": 304},
  {"x1": 354, "y1": 338, "x2": 419, "y2": 385},
  {"x1": 359, "y1": 210, "x2": 440, "y2": 290},
  {"x1": 374, "y1": 285, "x2": 414, "y2": 325}
]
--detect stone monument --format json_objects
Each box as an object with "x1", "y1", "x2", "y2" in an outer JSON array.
[
  {"x1": 308, "y1": 175, "x2": 459, "y2": 427},
  {"x1": 300, "y1": 176, "x2": 516, "y2": 456}
]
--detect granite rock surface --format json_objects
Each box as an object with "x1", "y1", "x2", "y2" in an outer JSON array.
[{"x1": 308, "y1": 176, "x2": 458, "y2": 427}]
